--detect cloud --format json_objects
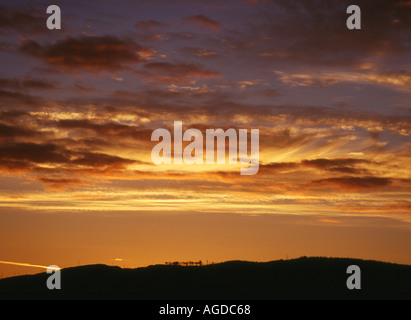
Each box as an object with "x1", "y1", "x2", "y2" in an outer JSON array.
[
  {"x1": 0, "y1": 131, "x2": 142, "y2": 190},
  {"x1": 56, "y1": 119, "x2": 152, "y2": 141},
  {"x1": 180, "y1": 46, "x2": 219, "y2": 59},
  {"x1": 71, "y1": 152, "x2": 136, "y2": 169},
  {"x1": 0, "y1": 139, "x2": 138, "y2": 172},
  {"x1": 259, "y1": 129, "x2": 309, "y2": 150},
  {"x1": 301, "y1": 158, "x2": 372, "y2": 174},
  {"x1": 140, "y1": 62, "x2": 221, "y2": 83},
  {"x1": 259, "y1": 161, "x2": 300, "y2": 172},
  {"x1": 274, "y1": 69, "x2": 411, "y2": 92},
  {"x1": 0, "y1": 158, "x2": 33, "y2": 173},
  {"x1": 167, "y1": 84, "x2": 214, "y2": 95},
  {"x1": 0, "y1": 76, "x2": 56, "y2": 90},
  {"x1": 0, "y1": 89, "x2": 43, "y2": 108},
  {"x1": 0, "y1": 123, "x2": 36, "y2": 140},
  {"x1": 0, "y1": 142, "x2": 68, "y2": 164},
  {"x1": 0, "y1": 5, "x2": 44, "y2": 34},
  {"x1": 260, "y1": 158, "x2": 372, "y2": 175},
  {"x1": 310, "y1": 176, "x2": 393, "y2": 191},
  {"x1": 19, "y1": 36, "x2": 152, "y2": 71},
  {"x1": 0, "y1": 110, "x2": 29, "y2": 122},
  {"x1": 185, "y1": 14, "x2": 221, "y2": 31},
  {"x1": 36, "y1": 177, "x2": 85, "y2": 191},
  {"x1": 252, "y1": 0, "x2": 411, "y2": 67},
  {"x1": 273, "y1": 71, "x2": 340, "y2": 88},
  {"x1": 135, "y1": 20, "x2": 167, "y2": 30},
  {"x1": 365, "y1": 70, "x2": 411, "y2": 92}
]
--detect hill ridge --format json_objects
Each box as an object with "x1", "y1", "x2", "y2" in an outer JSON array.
[{"x1": 1, "y1": 256, "x2": 410, "y2": 299}]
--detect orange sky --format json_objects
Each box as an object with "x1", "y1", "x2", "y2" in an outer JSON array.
[{"x1": 0, "y1": 0, "x2": 410, "y2": 278}]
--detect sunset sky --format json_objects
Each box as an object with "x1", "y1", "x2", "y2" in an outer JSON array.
[{"x1": 0, "y1": 0, "x2": 410, "y2": 278}]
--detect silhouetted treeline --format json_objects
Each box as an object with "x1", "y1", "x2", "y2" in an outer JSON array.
[{"x1": 164, "y1": 260, "x2": 203, "y2": 266}]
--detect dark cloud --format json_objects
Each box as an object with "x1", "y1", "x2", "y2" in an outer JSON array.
[
  {"x1": 0, "y1": 89, "x2": 43, "y2": 108},
  {"x1": 260, "y1": 158, "x2": 373, "y2": 175},
  {"x1": 0, "y1": 110, "x2": 29, "y2": 121},
  {"x1": 0, "y1": 158, "x2": 32, "y2": 173},
  {"x1": 0, "y1": 123, "x2": 36, "y2": 140},
  {"x1": 72, "y1": 152, "x2": 136, "y2": 168},
  {"x1": 259, "y1": 161, "x2": 299, "y2": 172},
  {"x1": 0, "y1": 5, "x2": 44, "y2": 34},
  {"x1": 185, "y1": 14, "x2": 221, "y2": 31},
  {"x1": 0, "y1": 137, "x2": 139, "y2": 186},
  {"x1": 135, "y1": 20, "x2": 167, "y2": 30},
  {"x1": 301, "y1": 158, "x2": 372, "y2": 174},
  {"x1": 35, "y1": 177, "x2": 85, "y2": 190},
  {"x1": 56, "y1": 119, "x2": 152, "y2": 141},
  {"x1": 251, "y1": 0, "x2": 411, "y2": 67},
  {"x1": 0, "y1": 142, "x2": 68, "y2": 164},
  {"x1": 36, "y1": 177, "x2": 82, "y2": 184},
  {"x1": 141, "y1": 62, "x2": 221, "y2": 83},
  {"x1": 19, "y1": 36, "x2": 152, "y2": 71},
  {"x1": 310, "y1": 176, "x2": 392, "y2": 191},
  {"x1": 0, "y1": 77, "x2": 56, "y2": 90}
]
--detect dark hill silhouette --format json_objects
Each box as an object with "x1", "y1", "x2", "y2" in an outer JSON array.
[{"x1": 1, "y1": 257, "x2": 411, "y2": 299}]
